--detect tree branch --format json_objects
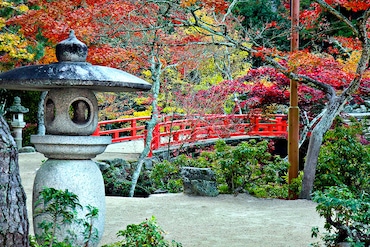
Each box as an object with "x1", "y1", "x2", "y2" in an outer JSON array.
[
  {"x1": 221, "y1": 0, "x2": 240, "y2": 23},
  {"x1": 315, "y1": 0, "x2": 358, "y2": 36}
]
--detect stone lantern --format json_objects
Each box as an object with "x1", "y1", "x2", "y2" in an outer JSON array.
[
  {"x1": 0, "y1": 30, "x2": 151, "y2": 246},
  {"x1": 7, "y1": 96, "x2": 29, "y2": 150}
]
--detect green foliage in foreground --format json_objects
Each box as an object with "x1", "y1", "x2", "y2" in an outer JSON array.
[
  {"x1": 30, "y1": 187, "x2": 99, "y2": 247},
  {"x1": 311, "y1": 122, "x2": 370, "y2": 247},
  {"x1": 150, "y1": 139, "x2": 300, "y2": 198},
  {"x1": 102, "y1": 216, "x2": 182, "y2": 247},
  {"x1": 311, "y1": 187, "x2": 370, "y2": 247},
  {"x1": 30, "y1": 189, "x2": 181, "y2": 247}
]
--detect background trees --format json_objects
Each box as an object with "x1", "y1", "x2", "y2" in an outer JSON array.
[{"x1": 144, "y1": 0, "x2": 369, "y2": 199}]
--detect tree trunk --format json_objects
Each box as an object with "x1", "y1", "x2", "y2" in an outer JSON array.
[
  {"x1": 300, "y1": 96, "x2": 346, "y2": 199},
  {"x1": 0, "y1": 115, "x2": 29, "y2": 246},
  {"x1": 129, "y1": 53, "x2": 162, "y2": 197}
]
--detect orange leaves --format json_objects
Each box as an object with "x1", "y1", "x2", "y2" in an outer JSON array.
[
  {"x1": 36, "y1": 46, "x2": 57, "y2": 64},
  {"x1": 202, "y1": 0, "x2": 229, "y2": 13},
  {"x1": 288, "y1": 50, "x2": 335, "y2": 72},
  {"x1": 334, "y1": 37, "x2": 362, "y2": 50},
  {"x1": 325, "y1": 0, "x2": 370, "y2": 12},
  {"x1": 180, "y1": 0, "x2": 196, "y2": 8},
  {"x1": 10, "y1": 0, "x2": 104, "y2": 44},
  {"x1": 288, "y1": 50, "x2": 358, "y2": 89}
]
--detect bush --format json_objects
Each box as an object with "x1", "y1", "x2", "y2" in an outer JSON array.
[
  {"x1": 149, "y1": 139, "x2": 295, "y2": 198},
  {"x1": 211, "y1": 139, "x2": 292, "y2": 197},
  {"x1": 315, "y1": 121, "x2": 370, "y2": 193},
  {"x1": 31, "y1": 187, "x2": 99, "y2": 247},
  {"x1": 312, "y1": 186, "x2": 370, "y2": 246},
  {"x1": 312, "y1": 121, "x2": 370, "y2": 246},
  {"x1": 102, "y1": 216, "x2": 182, "y2": 247},
  {"x1": 99, "y1": 159, "x2": 153, "y2": 197},
  {"x1": 149, "y1": 160, "x2": 183, "y2": 193}
]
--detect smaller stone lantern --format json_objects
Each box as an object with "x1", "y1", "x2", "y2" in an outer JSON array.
[{"x1": 7, "y1": 96, "x2": 29, "y2": 150}]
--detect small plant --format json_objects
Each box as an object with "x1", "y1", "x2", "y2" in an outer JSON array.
[
  {"x1": 311, "y1": 186, "x2": 370, "y2": 246},
  {"x1": 31, "y1": 187, "x2": 99, "y2": 247},
  {"x1": 211, "y1": 139, "x2": 291, "y2": 197},
  {"x1": 102, "y1": 216, "x2": 182, "y2": 247},
  {"x1": 149, "y1": 160, "x2": 183, "y2": 192}
]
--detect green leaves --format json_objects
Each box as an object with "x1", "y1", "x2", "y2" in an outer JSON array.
[
  {"x1": 312, "y1": 186, "x2": 370, "y2": 246},
  {"x1": 149, "y1": 139, "x2": 293, "y2": 198},
  {"x1": 32, "y1": 187, "x2": 99, "y2": 247},
  {"x1": 312, "y1": 120, "x2": 370, "y2": 246},
  {"x1": 106, "y1": 216, "x2": 182, "y2": 247},
  {"x1": 35, "y1": 187, "x2": 82, "y2": 225},
  {"x1": 315, "y1": 120, "x2": 370, "y2": 193}
]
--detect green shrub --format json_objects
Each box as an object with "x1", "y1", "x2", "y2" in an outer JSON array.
[
  {"x1": 100, "y1": 159, "x2": 153, "y2": 197},
  {"x1": 150, "y1": 140, "x2": 294, "y2": 198},
  {"x1": 211, "y1": 139, "x2": 291, "y2": 197},
  {"x1": 312, "y1": 121, "x2": 370, "y2": 246},
  {"x1": 311, "y1": 186, "x2": 370, "y2": 246},
  {"x1": 102, "y1": 216, "x2": 182, "y2": 247},
  {"x1": 315, "y1": 121, "x2": 370, "y2": 193}
]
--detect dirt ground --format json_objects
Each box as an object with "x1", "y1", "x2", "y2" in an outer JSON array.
[{"x1": 19, "y1": 152, "x2": 325, "y2": 247}]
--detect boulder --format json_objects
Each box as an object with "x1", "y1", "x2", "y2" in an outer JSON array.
[{"x1": 180, "y1": 167, "x2": 219, "y2": 197}]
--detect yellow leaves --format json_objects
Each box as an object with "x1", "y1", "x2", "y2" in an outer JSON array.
[
  {"x1": 37, "y1": 46, "x2": 57, "y2": 64},
  {"x1": 338, "y1": 50, "x2": 370, "y2": 79},
  {"x1": 0, "y1": 0, "x2": 28, "y2": 13},
  {"x1": 338, "y1": 50, "x2": 361, "y2": 74},
  {"x1": 133, "y1": 109, "x2": 152, "y2": 117},
  {"x1": 0, "y1": 32, "x2": 34, "y2": 60},
  {"x1": 0, "y1": 17, "x2": 5, "y2": 29},
  {"x1": 260, "y1": 77, "x2": 274, "y2": 87},
  {"x1": 0, "y1": 0, "x2": 12, "y2": 8},
  {"x1": 0, "y1": 0, "x2": 34, "y2": 66},
  {"x1": 141, "y1": 69, "x2": 152, "y2": 80},
  {"x1": 288, "y1": 51, "x2": 332, "y2": 72},
  {"x1": 17, "y1": 4, "x2": 28, "y2": 13}
]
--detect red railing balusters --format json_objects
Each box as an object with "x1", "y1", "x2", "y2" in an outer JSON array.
[{"x1": 93, "y1": 114, "x2": 288, "y2": 156}]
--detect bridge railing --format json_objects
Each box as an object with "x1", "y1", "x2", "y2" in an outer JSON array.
[
  {"x1": 92, "y1": 114, "x2": 288, "y2": 154},
  {"x1": 149, "y1": 114, "x2": 287, "y2": 151},
  {"x1": 92, "y1": 116, "x2": 150, "y2": 143}
]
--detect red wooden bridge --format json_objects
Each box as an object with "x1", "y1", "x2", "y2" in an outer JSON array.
[{"x1": 92, "y1": 114, "x2": 288, "y2": 155}]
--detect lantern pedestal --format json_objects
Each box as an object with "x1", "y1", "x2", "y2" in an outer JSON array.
[
  {"x1": 31, "y1": 135, "x2": 110, "y2": 246},
  {"x1": 33, "y1": 159, "x2": 105, "y2": 245}
]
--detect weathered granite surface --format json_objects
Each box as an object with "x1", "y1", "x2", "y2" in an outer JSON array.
[{"x1": 181, "y1": 167, "x2": 219, "y2": 197}]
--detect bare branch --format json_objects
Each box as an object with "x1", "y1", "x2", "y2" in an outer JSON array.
[
  {"x1": 221, "y1": 0, "x2": 239, "y2": 23},
  {"x1": 315, "y1": 0, "x2": 358, "y2": 36},
  {"x1": 299, "y1": 109, "x2": 327, "y2": 148}
]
